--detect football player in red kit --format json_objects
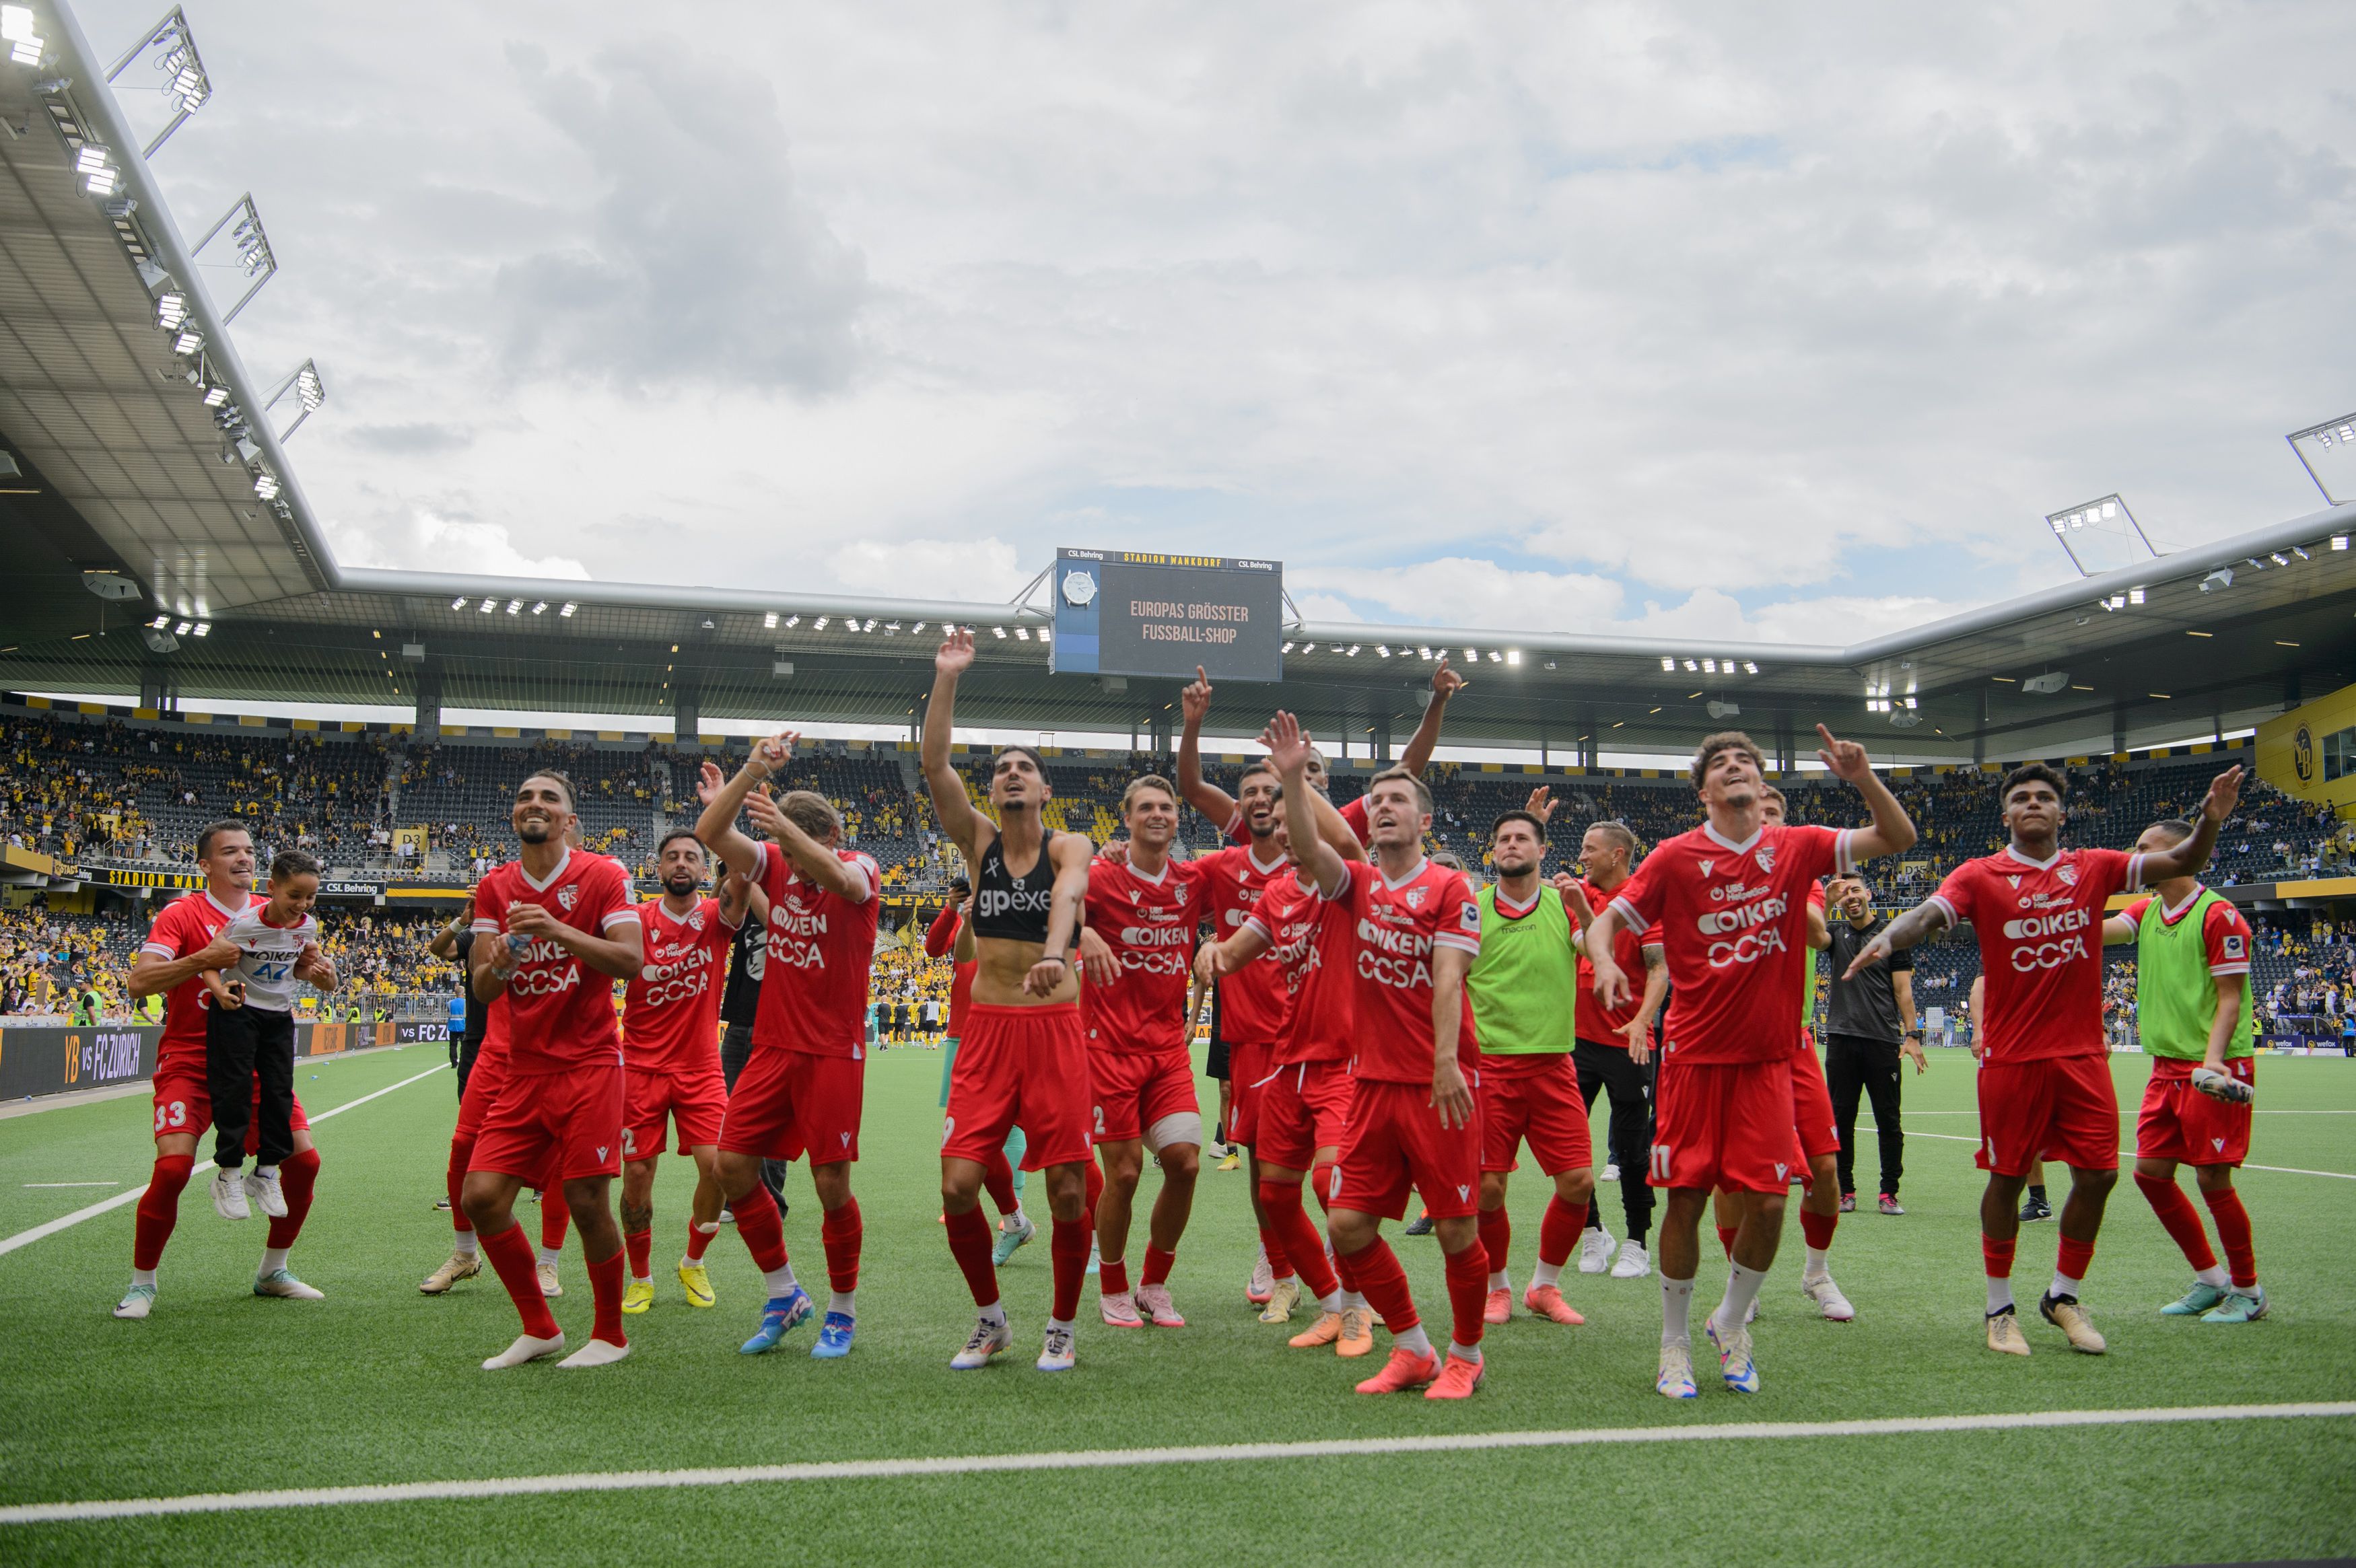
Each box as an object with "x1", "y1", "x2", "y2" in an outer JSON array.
[{"x1": 1587, "y1": 729, "x2": 1915, "y2": 1399}]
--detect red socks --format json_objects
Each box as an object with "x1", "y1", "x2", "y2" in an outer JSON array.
[
  {"x1": 265, "y1": 1146, "x2": 319, "y2": 1250},
  {"x1": 2135, "y1": 1172, "x2": 2217, "y2": 1272},
  {"x1": 1716, "y1": 1223, "x2": 1738, "y2": 1258},
  {"x1": 1099, "y1": 1256, "x2": 1132, "y2": 1295},
  {"x1": 625, "y1": 1227, "x2": 653, "y2": 1280},
  {"x1": 981, "y1": 1148, "x2": 1019, "y2": 1217},
  {"x1": 944, "y1": 1207, "x2": 1000, "y2": 1307},
  {"x1": 1256, "y1": 1179, "x2": 1338, "y2": 1300},
  {"x1": 821, "y1": 1198, "x2": 863, "y2": 1295},
  {"x1": 1799, "y1": 1206, "x2": 1837, "y2": 1253},
  {"x1": 586, "y1": 1246, "x2": 626, "y2": 1347},
  {"x1": 1050, "y1": 1215, "x2": 1088, "y2": 1321},
  {"x1": 2203, "y1": 1186, "x2": 2257, "y2": 1289},
  {"x1": 1260, "y1": 1223, "x2": 1295, "y2": 1281},
  {"x1": 133, "y1": 1153, "x2": 195, "y2": 1271},
  {"x1": 482, "y1": 1225, "x2": 562, "y2": 1338},
  {"x1": 2056, "y1": 1234, "x2": 2095, "y2": 1283},
  {"x1": 1443, "y1": 1242, "x2": 1489, "y2": 1349},
  {"x1": 732, "y1": 1190, "x2": 790, "y2": 1275},
  {"x1": 1344, "y1": 1238, "x2": 1420, "y2": 1336},
  {"x1": 446, "y1": 1144, "x2": 471, "y2": 1234},
  {"x1": 1982, "y1": 1233, "x2": 2015, "y2": 1279},
  {"x1": 1478, "y1": 1205, "x2": 1511, "y2": 1276},
  {"x1": 1539, "y1": 1194, "x2": 1583, "y2": 1267},
  {"x1": 539, "y1": 1187, "x2": 570, "y2": 1254},
  {"x1": 1142, "y1": 1244, "x2": 1177, "y2": 1289},
  {"x1": 685, "y1": 1217, "x2": 716, "y2": 1263}
]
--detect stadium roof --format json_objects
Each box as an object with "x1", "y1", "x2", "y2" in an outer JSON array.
[{"x1": 3, "y1": 1, "x2": 2352, "y2": 764}]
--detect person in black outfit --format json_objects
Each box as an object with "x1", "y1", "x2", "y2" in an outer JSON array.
[
  {"x1": 427, "y1": 898, "x2": 488, "y2": 1099},
  {"x1": 716, "y1": 880, "x2": 787, "y2": 1216},
  {"x1": 1822, "y1": 876, "x2": 1925, "y2": 1213}
]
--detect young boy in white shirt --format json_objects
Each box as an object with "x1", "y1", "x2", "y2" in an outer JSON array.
[{"x1": 204, "y1": 848, "x2": 337, "y2": 1220}]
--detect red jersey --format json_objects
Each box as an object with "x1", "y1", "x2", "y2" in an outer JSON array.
[
  {"x1": 1082, "y1": 854, "x2": 1207, "y2": 1054},
  {"x1": 2120, "y1": 890, "x2": 2252, "y2": 977},
  {"x1": 1930, "y1": 845, "x2": 2141, "y2": 1063},
  {"x1": 753, "y1": 839, "x2": 882, "y2": 1059},
  {"x1": 623, "y1": 895, "x2": 732, "y2": 1072},
  {"x1": 1225, "y1": 793, "x2": 1369, "y2": 847},
  {"x1": 924, "y1": 903, "x2": 978, "y2": 1036},
  {"x1": 137, "y1": 886, "x2": 256, "y2": 1077},
  {"x1": 1573, "y1": 876, "x2": 1661, "y2": 1047},
  {"x1": 1607, "y1": 822, "x2": 1852, "y2": 1065},
  {"x1": 1334, "y1": 857, "x2": 1483, "y2": 1084},
  {"x1": 1247, "y1": 869, "x2": 1355, "y2": 1065},
  {"x1": 471, "y1": 849, "x2": 637, "y2": 1075},
  {"x1": 1197, "y1": 842, "x2": 1295, "y2": 1044}
]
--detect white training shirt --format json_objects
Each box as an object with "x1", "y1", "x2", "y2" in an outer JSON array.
[{"x1": 217, "y1": 905, "x2": 320, "y2": 1014}]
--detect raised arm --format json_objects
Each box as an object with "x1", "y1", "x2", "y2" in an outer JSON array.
[
  {"x1": 1302, "y1": 779, "x2": 1368, "y2": 863},
  {"x1": 1264, "y1": 711, "x2": 1348, "y2": 898},
  {"x1": 1175, "y1": 666, "x2": 1237, "y2": 827},
  {"x1": 745, "y1": 789, "x2": 870, "y2": 902},
  {"x1": 2136, "y1": 767, "x2": 2244, "y2": 884},
  {"x1": 1395, "y1": 657, "x2": 1465, "y2": 776},
  {"x1": 922, "y1": 900, "x2": 961, "y2": 958},
  {"x1": 1807, "y1": 896, "x2": 1831, "y2": 952},
  {"x1": 717, "y1": 869, "x2": 753, "y2": 929},
  {"x1": 1817, "y1": 724, "x2": 1918, "y2": 861},
  {"x1": 694, "y1": 735, "x2": 796, "y2": 880},
  {"x1": 427, "y1": 896, "x2": 473, "y2": 960},
  {"x1": 922, "y1": 631, "x2": 985, "y2": 856}
]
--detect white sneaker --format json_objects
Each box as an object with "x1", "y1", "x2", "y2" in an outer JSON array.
[
  {"x1": 1247, "y1": 1246, "x2": 1275, "y2": 1304},
  {"x1": 211, "y1": 1168, "x2": 250, "y2": 1221},
  {"x1": 1602, "y1": 1162, "x2": 1620, "y2": 1182},
  {"x1": 537, "y1": 1262, "x2": 562, "y2": 1297},
  {"x1": 1656, "y1": 1343, "x2": 1698, "y2": 1399},
  {"x1": 244, "y1": 1166, "x2": 287, "y2": 1219},
  {"x1": 1037, "y1": 1324, "x2": 1077, "y2": 1371},
  {"x1": 1579, "y1": 1225, "x2": 1616, "y2": 1275},
  {"x1": 557, "y1": 1338, "x2": 631, "y2": 1368},
  {"x1": 1611, "y1": 1240, "x2": 1652, "y2": 1279},
  {"x1": 951, "y1": 1315, "x2": 1013, "y2": 1369},
  {"x1": 113, "y1": 1283, "x2": 157, "y2": 1320},
  {"x1": 481, "y1": 1331, "x2": 565, "y2": 1369},
  {"x1": 1803, "y1": 1272, "x2": 1855, "y2": 1322},
  {"x1": 254, "y1": 1268, "x2": 324, "y2": 1300}
]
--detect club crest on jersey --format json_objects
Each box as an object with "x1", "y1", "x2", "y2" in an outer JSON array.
[
  {"x1": 689, "y1": 911, "x2": 705, "y2": 931},
  {"x1": 558, "y1": 884, "x2": 580, "y2": 911},
  {"x1": 1406, "y1": 887, "x2": 1428, "y2": 909},
  {"x1": 1754, "y1": 844, "x2": 1776, "y2": 874},
  {"x1": 2058, "y1": 865, "x2": 2078, "y2": 886}
]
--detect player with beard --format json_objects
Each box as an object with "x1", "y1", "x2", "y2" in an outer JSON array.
[
  {"x1": 1266, "y1": 713, "x2": 1494, "y2": 1400},
  {"x1": 118, "y1": 822, "x2": 332, "y2": 1318},
  {"x1": 922, "y1": 630, "x2": 1099, "y2": 1371},
  {"x1": 1845, "y1": 760, "x2": 2242, "y2": 1357},
  {"x1": 696, "y1": 737, "x2": 884, "y2": 1361},
  {"x1": 1073, "y1": 777, "x2": 1210, "y2": 1329},
  {"x1": 1465, "y1": 806, "x2": 1599, "y2": 1326},
  {"x1": 1196, "y1": 779, "x2": 1377, "y2": 1354},
  {"x1": 618, "y1": 831, "x2": 753, "y2": 1314},
  {"x1": 462, "y1": 773, "x2": 643, "y2": 1369},
  {"x1": 1586, "y1": 729, "x2": 1915, "y2": 1398}
]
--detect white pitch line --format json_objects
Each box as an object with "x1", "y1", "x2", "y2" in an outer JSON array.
[
  {"x1": 3, "y1": 1402, "x2": 2349, "y2": 1526},
  {"x1": 1859, "y1": 1122, "x2": 2356, "y2": 1180},
  {"x1": 22, "y1": 1182, "x2": 119, "y2": 1188},
  {"x1": 0, "y1": 1065, "x2": 447, "y2": 1258}
]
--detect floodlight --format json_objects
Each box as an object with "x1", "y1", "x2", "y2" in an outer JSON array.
[
  {"x1": 1282, "y1": 641, "x2": 1294, "y2": 653},
  {"x1": 763, "y1": 612, "x2": 777, "y2": 629},
  {"x1": 1743, "y1": 661, "x2": 1759, "y2": 674},
  {"x1": 149, "y1": 614, "x2": 170, "y2": 629},
  {"x1": 780, "y1": 614, "x2": 797, "y2": 627},
  {"x1": 1346, "y1": 645, "x2": 1360, "y2": 656},
  {"x1": 992, "y1": 627, "x2": 1007, "y2": 639},
  {"x1": 505, "y1": 599, "x2": 522, "y2": 614},
  {"x1": 75, "y1": 145, "x2": 108, "y2": 174},
  {"x1": 2286, "y1": 413, "x2": 2356, "y2": 505},
  {"x1": 174, "y1": 620, "x2": 191, "y2": 635},
  {"x1": 911, "y1": 621, "x2": 927, "y2": 634},
  {"x1": 1682, "y1": 659, "x2": 1697, "y2": 672},
  {"x1": 2272, "y1": 553, "x2": 2290, "y2": 567},
  {"x1": 2042, "y1": 493, "x2": 2156, "y2": 577},
  {"x1": 296, "y1": 365, "x2": 324, "y2": 411},
  {"x1": 192, "y1": 622, "x2": 208, "y2": 636},
  {"x1": 450, "y1": 597, "x2": 466, "y2": 610},
  {"x1": 1035, "y1": 627, "x2": 1051, "y2": 643},
  {"x1": 2333, "y1": 536, "x2": 2349, "y2": 551},
  {"x1": 156, "y1": 293, "x2": 188, "y2": 329},
  {"x1": 531, "y1": 601, "x2": 547, "y2": 614},
  {"x1": 1702, "y1": 658, "x2": 1717, "y2": 674},
  {"x1": 814, "y1": 616, "x2": 829, "y2": 629},
  {"x1": 251, "y1": 472, "x2": 278, "y2": 499},
  {"x1": 1418, "y1": 647, "x2": 1432, "y2": 660},
  {"x1": 2128, "y1": 587, "x2": 2145, "y2": 604},
  {"x1": 479, "y1": 598, "x2": 496, "y2": 612},
  {"x1": 559, "y1": 602, "x2": 577, "y2": 616},
  {"x1": 1659, "y1": 656, "x2": 1675, "y2": 671},
  {"x1": 169, "y1": 328, "x2": 203, "y2": 354},
  {"x1": 1015, "y1": 627, "x2": 1031, "y2": 640}
]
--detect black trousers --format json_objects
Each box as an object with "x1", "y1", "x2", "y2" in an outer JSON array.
[
  {"x1": 719, "y1": 1023, "x2": 788, "y2": 1215},
  {"x1": 1824, "y1": 1032, "x2": 1904, "y2": 1198},
  {"x1": 454, "y1": 1030, "x2": 483, "y2": 1101},
  {"x1": 1573, "y1": 1039, "x2": 1656, "y2": 1243},
  {"x1": 206, "y1": 1005, "x2": 296, "y2": 1170}
]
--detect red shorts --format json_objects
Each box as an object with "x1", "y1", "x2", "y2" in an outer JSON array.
[
  {"x1": 1480, "y1": 1054, "x2": 1593, "y2": 1176},
  {"x1": 942, "y1": 1003, "x2": 1092, "y2": 1172},
  {"x1": 1976, "y1": 1053, "x2": 2119, "y2": 1176},
  {"x1": 1331, "y1": 1077, "x2": 1484, "y2": 1222},
  {"x1": 1257, "y1": 1058, "x2": 1354, "y2": 1172},
  {"x1": 623, "y1": 1064, "x2": 728, "y2": 1160},
  {"x1": 2137, "y1": 1057, "x2": 2253, "y2": 1167},
  {"x1": 1650, "y1": 1058, "x2": 1801, "y2": 1195},
  {"x1": 1226, "y1": 1039, "x2": 1282, "y2": 1145},
  {"x1": 1791, "y1": 1034, "x2": 1839, "y2": 1163},
  {"x1": 471, "y1": 1064, "x2": 625, "y2": 1183},
  {"x1": 453, "y1": 1048, "x2": 510, "y2": 1146},
  {"x1": 1088, "y1": 1046, "x2": 1200, "y2": 1145},
  {"x1": 151, "y1": 1069, "x2": 310, "y2": 1151},
  {"x1": 720, "y1": 1048, "x2": 864, "y2": 1164}
]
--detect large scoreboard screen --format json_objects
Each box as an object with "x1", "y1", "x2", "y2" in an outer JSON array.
[{"x1": 1049, "y1": 549, "x2": 1284, "y2": 683}]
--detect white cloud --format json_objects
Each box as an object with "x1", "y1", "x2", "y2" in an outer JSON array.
[
  {"x1": 829, "y1": 536, "x2": 1027, "y2": 602},
  {"x1": 325, "y1": 508, "x2": 590, "y2": 581}
]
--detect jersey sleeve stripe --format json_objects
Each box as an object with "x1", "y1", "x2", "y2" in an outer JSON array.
[
  {"x1": 1606, "y1": 894, "x2": 1643, "y2": 931},
  {"x1": 469, "y1": 919, "x2": 499, "y2": 934},
  {"x1": 601, "y1": 911, "x2": 642, "y2": 931},
  {"x1": 2124, "y1": 851, "x2": 2147, "y2": 888},
  {"x1": 1241, "y1": 914, "x2": 1274, "y2": 942},
  {"x1": 1432, "y1": 932, "x2": 1482, "y2": 955},
  {"x1": 138, "y1": 941, "x2": 174, "y2": 958},
  {"x1": 1833, "y1": 828, "x2": 1857, "y2": 878},
  {"x1": 1925, "y1": 892, "x2": 1959, "y2": 929},
  {"x1": 2209, "y1": 964, "x2": 2251, "y2": 977}
]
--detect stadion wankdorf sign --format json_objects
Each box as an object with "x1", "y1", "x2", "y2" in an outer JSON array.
[{"x1": 0, "y1": 1020, "x2": 448, "y2": 1103}]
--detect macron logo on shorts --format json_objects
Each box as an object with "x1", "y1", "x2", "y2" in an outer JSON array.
[
  {"x1": 1456, "y1": 1184, "x2": 1470, "y2": 1201},
  {"x1": 840, "y1": 1132, "x2": 852, "y2": 1148},
  {"x1": 596, "y1": 1145, "x2": 609, "y2": 1160},
  {"x1": 1774, "y1": 1162, "x2": 1787, "y2": 1182},
  {"x1": 2212, "y1": 1137, "x2": 2225, "y2": 1152}
]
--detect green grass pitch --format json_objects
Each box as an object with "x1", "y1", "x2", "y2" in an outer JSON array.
[{"x1": 2, "y1": 1042, "x2": 2352, "y2": 1565}]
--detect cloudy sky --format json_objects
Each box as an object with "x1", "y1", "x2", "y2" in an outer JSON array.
[{"x1": 87, "y1": 0, "x2": 2356, "y2": 645}]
